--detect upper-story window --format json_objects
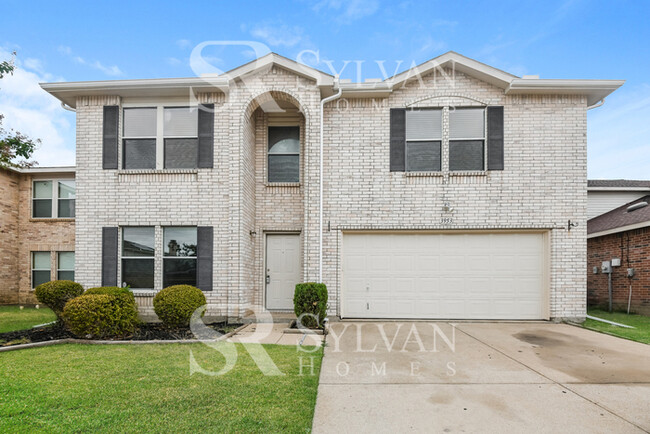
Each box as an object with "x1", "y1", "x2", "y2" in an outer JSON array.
[
  {"x1": 123, "y1": 106, "x2": 199, "y2": 170},
  {"x1": 123, "y1": 108, "x2": 156, "y2": 169},
  {"x1": 32, "y1": 180, "x2": 76, "y2": 218},
  {"x1": 268, "y1": 126, "x2": 300, "y2": 183},
  {"x1": 405, "y1": 109, "x2": 442, "y2": 172},
  {"x1": 449, "y1": 108, "x2": 485, "y2": 171}
]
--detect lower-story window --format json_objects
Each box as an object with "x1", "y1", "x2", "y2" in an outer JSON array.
[
  {"x1": 57, "y1": 251, "x2": 75, "y2": 281},
  {"x1": 32, "y1": 251, "x2": 51, "y2": 288},
  {"x1": 121, "y1": 227, "x2": 155, "y2": 289},
  {"x1": 163, "y1": 227, "x2": 197, "y2": 287}
]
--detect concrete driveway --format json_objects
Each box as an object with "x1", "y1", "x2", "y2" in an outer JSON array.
[{"x1": 312, "y1": 322, "x2": 650, "y2": 433}]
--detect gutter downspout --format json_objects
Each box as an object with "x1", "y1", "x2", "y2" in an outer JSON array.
[
  {"x1": 319, "y1": 80, "x2": 342, "y2": 282},
  {"x1": 61, "y1": 102, "x2": 76, "y2": 112},
  {"x1": 587, "y1": 98, "x2": 605, "y2": 110}
]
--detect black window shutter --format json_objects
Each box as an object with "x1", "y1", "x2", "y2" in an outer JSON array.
[
  {"x1": 198, "y1": 104, "x2": 214, "y2": 168},
  {"x1": 487, "y1": 106, "x2": 504, "y2": 170},
  {"x1": 101, "y1": 227, "x2": 118, "y2": 286},
  {"x1": 196, "y1": 226, "x2": 213, "y2": 291},
  {"x1": 102, "y1": 106, "x2": 119, "y2": 169},
  {"x1": 389, "y1": 108, "x2": 406, "y2": 172}
]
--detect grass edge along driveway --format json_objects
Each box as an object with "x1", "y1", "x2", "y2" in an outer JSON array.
[
  {"x1": 584, "y1": 309, "x2": 650, "y2": 344},
  {"x1": 0, "y1": 342, "x2": 323, "y2": 433}
]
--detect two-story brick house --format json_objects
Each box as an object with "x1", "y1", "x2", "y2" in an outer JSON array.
[
  {"x1": 41, "y1": 51, "x2": 623, "y2": 321},
  {"x1": 0, "y1": 166, "x2": 76, "y2": 305}
]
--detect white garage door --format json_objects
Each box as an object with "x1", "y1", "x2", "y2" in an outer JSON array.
[{"x1": 342, "y1": 232, "x2": 547, "y2": 320}]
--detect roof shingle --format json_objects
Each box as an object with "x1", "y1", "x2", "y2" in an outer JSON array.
[{"x1": 588, "y1": 195, "x2": 650, "y2": 235}]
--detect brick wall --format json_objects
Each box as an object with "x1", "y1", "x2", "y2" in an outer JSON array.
[
  {"x1": 0, "y1": 168, "x2": 75, "y2": 305},
  {"x1": 73, "y1": 64, "x2": 588, "y2": 320},
  {"x1": 0, "y1": 169, "x2": 20, "y2": 304},
  {"x1": 587, "y1": 228, "x2": 650, "y2": 314}
]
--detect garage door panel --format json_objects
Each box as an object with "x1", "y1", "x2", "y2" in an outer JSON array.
[{"x1": 342, "y1": 232, "x2": 546, "y2": 320}]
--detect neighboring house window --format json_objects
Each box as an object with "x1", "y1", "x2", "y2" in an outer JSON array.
[
  {"x1": 57, "y1": 251, "x2": 75, "y2": 281},
  {"x1": 164, "y1": 107, "x2": 198, "y2": 169},
  {"x1": 121, "y1": 227, "x2": 155, "y2": 289},
  {"x1": 268, "y1": 126, "x2": 300, "y2": 183},
  {"x1": 32, "y1": 251, "x2": 51, "y2": 288},
  {"x1": 449, "y1": 108, "x2": 485, "y2": 171},
  {"x1": 32, "y1": 180, "x2": 76, "y2": 218},
  {"x1": 405, "y1": 109, "x2": 442, "y2": 171},
  {"x1": 123, "y1": 107, "x2": 157, "y2": 169},
  {"x1": 58, "y1": 181, "x2": 76, "y2": 218},
  {"x1": 163, "y1": 227, "x2": 197, "y2": 287}
]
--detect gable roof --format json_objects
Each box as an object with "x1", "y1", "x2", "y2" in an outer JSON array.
[
  {"x1": 41, "y1": 51, "x2": 624, "y2": 107},
  {"x1": 385, "y1": 51, "x2": 624, "y2": 106},
  {"x1": 588, "y1": 195, "x2": 650, "y2": 237}
]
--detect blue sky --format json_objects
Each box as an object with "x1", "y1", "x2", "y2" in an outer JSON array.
[{"x1": 1, "y1": 0, "x2": 648, "y2": 178}]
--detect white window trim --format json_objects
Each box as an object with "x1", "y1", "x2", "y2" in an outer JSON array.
[
  {"x1": 405, "y1": 108, "x2": 443, "y2": 172},
  {"x1": 267, "y1": 125, "x2": 301, "y2": 183},
  {"x1": 406, "y1": 106, "x2": 488, "y2": 172},
  {"x1": 122, "y1": 103, "x2": 199, "y2": 170},
  {"x1": 57, "y1": 251, "x2": 75, "y2": 280},
  {"x1": 121, "y1": 226, "x2": 156, "y2": 290},
  {"x1": 448, "y1": 107, "x2": 487, "y2": 172},
  {"x1": 32, "y1": 179, "x2": 75, "y2": 219},
  {"x1": 162, "y1": 226, "x2": 198, "y2": 287},
  {"x1": 31, "y1": 251, "x2": 51, "y2": 289}
]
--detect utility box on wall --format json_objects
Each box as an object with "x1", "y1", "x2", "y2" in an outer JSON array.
[{"x1": 601, "y1": 261, "x2": 612, "y2": 274}]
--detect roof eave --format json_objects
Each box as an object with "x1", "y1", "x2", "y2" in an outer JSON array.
[
  {"x1": 588, "y1": 220, "x2": 650, "y2": 238},
  {"x1": 506, "y1": 79, "x2": 625, "y2": 106}
]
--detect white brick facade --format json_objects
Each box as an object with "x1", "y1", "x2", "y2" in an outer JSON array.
[{"x1": 68, "y1": 54, "x2": 602, "y2": 321}]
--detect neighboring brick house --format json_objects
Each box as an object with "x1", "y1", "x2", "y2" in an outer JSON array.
[
  {"x1": 0, "y1": 166, "x2": 75, "y2": 305},
  {"x1": 588, "y1": 179, "x2": 650, "y2": 219},
  {"x1": 40, "y1": 51, "x2": 623, "y2": 321},
  {"x1": 587, "y1": 196, "x2": 650, "y2": 315}
]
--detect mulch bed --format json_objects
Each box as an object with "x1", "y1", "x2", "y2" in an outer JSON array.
[{"x1": 0, "y1": 322, "x2": 241, "y2": 347}]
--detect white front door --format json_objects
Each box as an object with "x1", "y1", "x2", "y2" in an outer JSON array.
[{"x1": 266, "y1": 234, "x2": 301, "y2": 310}]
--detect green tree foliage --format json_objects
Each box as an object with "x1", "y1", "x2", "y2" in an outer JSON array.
[{"x1": 0, "y1": 52, "x2": 39, "y2": 169}]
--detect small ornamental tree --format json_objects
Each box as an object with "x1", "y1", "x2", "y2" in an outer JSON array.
[{"x1": 0, "y1": 52, "x2": 39, "y2": 169}]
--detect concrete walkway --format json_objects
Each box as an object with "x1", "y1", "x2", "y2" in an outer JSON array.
[
  {"x1": 312, "y1": 322, "x2": 650, "y2": 433},
  {"x1": 226, "y1": 322, "x2": 324, "y2": 346}
]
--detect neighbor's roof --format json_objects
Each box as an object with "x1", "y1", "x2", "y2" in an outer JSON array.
[
  {"x1": 41, "y1": 51, "x2": 624, "y2": 108},
  {"x1": 588, "y1": 195, "x2": 650, "y2": 237},
  {"x1": 1, "y1": 165, "x2": 75, "y2": 175},
  {"x1": 588, "y1": 179, "x2": 650, "y2": 190}
]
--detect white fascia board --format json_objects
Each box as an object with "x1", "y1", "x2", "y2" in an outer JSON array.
[
  {"x1": 387, "y1": 51, "x2": 517, "y2": 89},
  {"x1": 588, "y1": 221, "x2": 650, "y2": 239},
  {"x1": 40, "y1": 77, "x2": 229, "y2": 108},
  {"x1": 506, "y1": 79, "x2": 625, "y2": 105},
  {"x1": 224, "y1": 53, "x2": 334, "y2": 86},
  {"x1": 588, "y1": 187, "x2": 650, "y2": 192},
  {"x1": 339, "y1": 82, "x2": 392, "y2": 98},
  {"x1": 19, "y1": 166, "x2": 76, "y2": 174}
]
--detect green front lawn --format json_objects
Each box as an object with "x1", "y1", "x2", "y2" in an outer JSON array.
[
  {"x1": 584, "y1": 309, "x2": 650, "y2": 344},
  {"x1": 0, "y1": 343, "x2": 322, "y2": 432},
  {"x1": 0, "y1": 306, "x2": 56, "y2": 333}
]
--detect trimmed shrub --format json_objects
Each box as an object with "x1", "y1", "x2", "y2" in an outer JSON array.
[
  {"x1": 293, "y1": 282, "x2": 328, "y2": 329},
  {"x1": 34, "y1": 280, "x2": 84, "y2": 319},
  {"x1": 62, "y1": 287, "x2": 139, "y2": 338},
  {"x1": 153, "y1": 285, "x2": 206, "y2": 328}
]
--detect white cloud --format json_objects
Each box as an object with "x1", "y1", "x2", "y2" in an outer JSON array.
[
  {"x1": 0, "y1": 47, "x2": 75, "y2": 167},
  {"x1": 166, "y1": 57, "x2": 182, "y2": 66},
  {"x1": 62, "y1": 48, "x2": 124, "y2": 76},
  {"x1": 250, "y1": 23, "x2": 305, "y2": 47},
  {"x1": 314, "y1": 0, "x2": 379, "y2": 23},
  {"x1": 176, "y1": 39, "x2": 192, "y2": 49},
  {"x1": 588, "y1": 84, "x2": 650, "y2": 179}
]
